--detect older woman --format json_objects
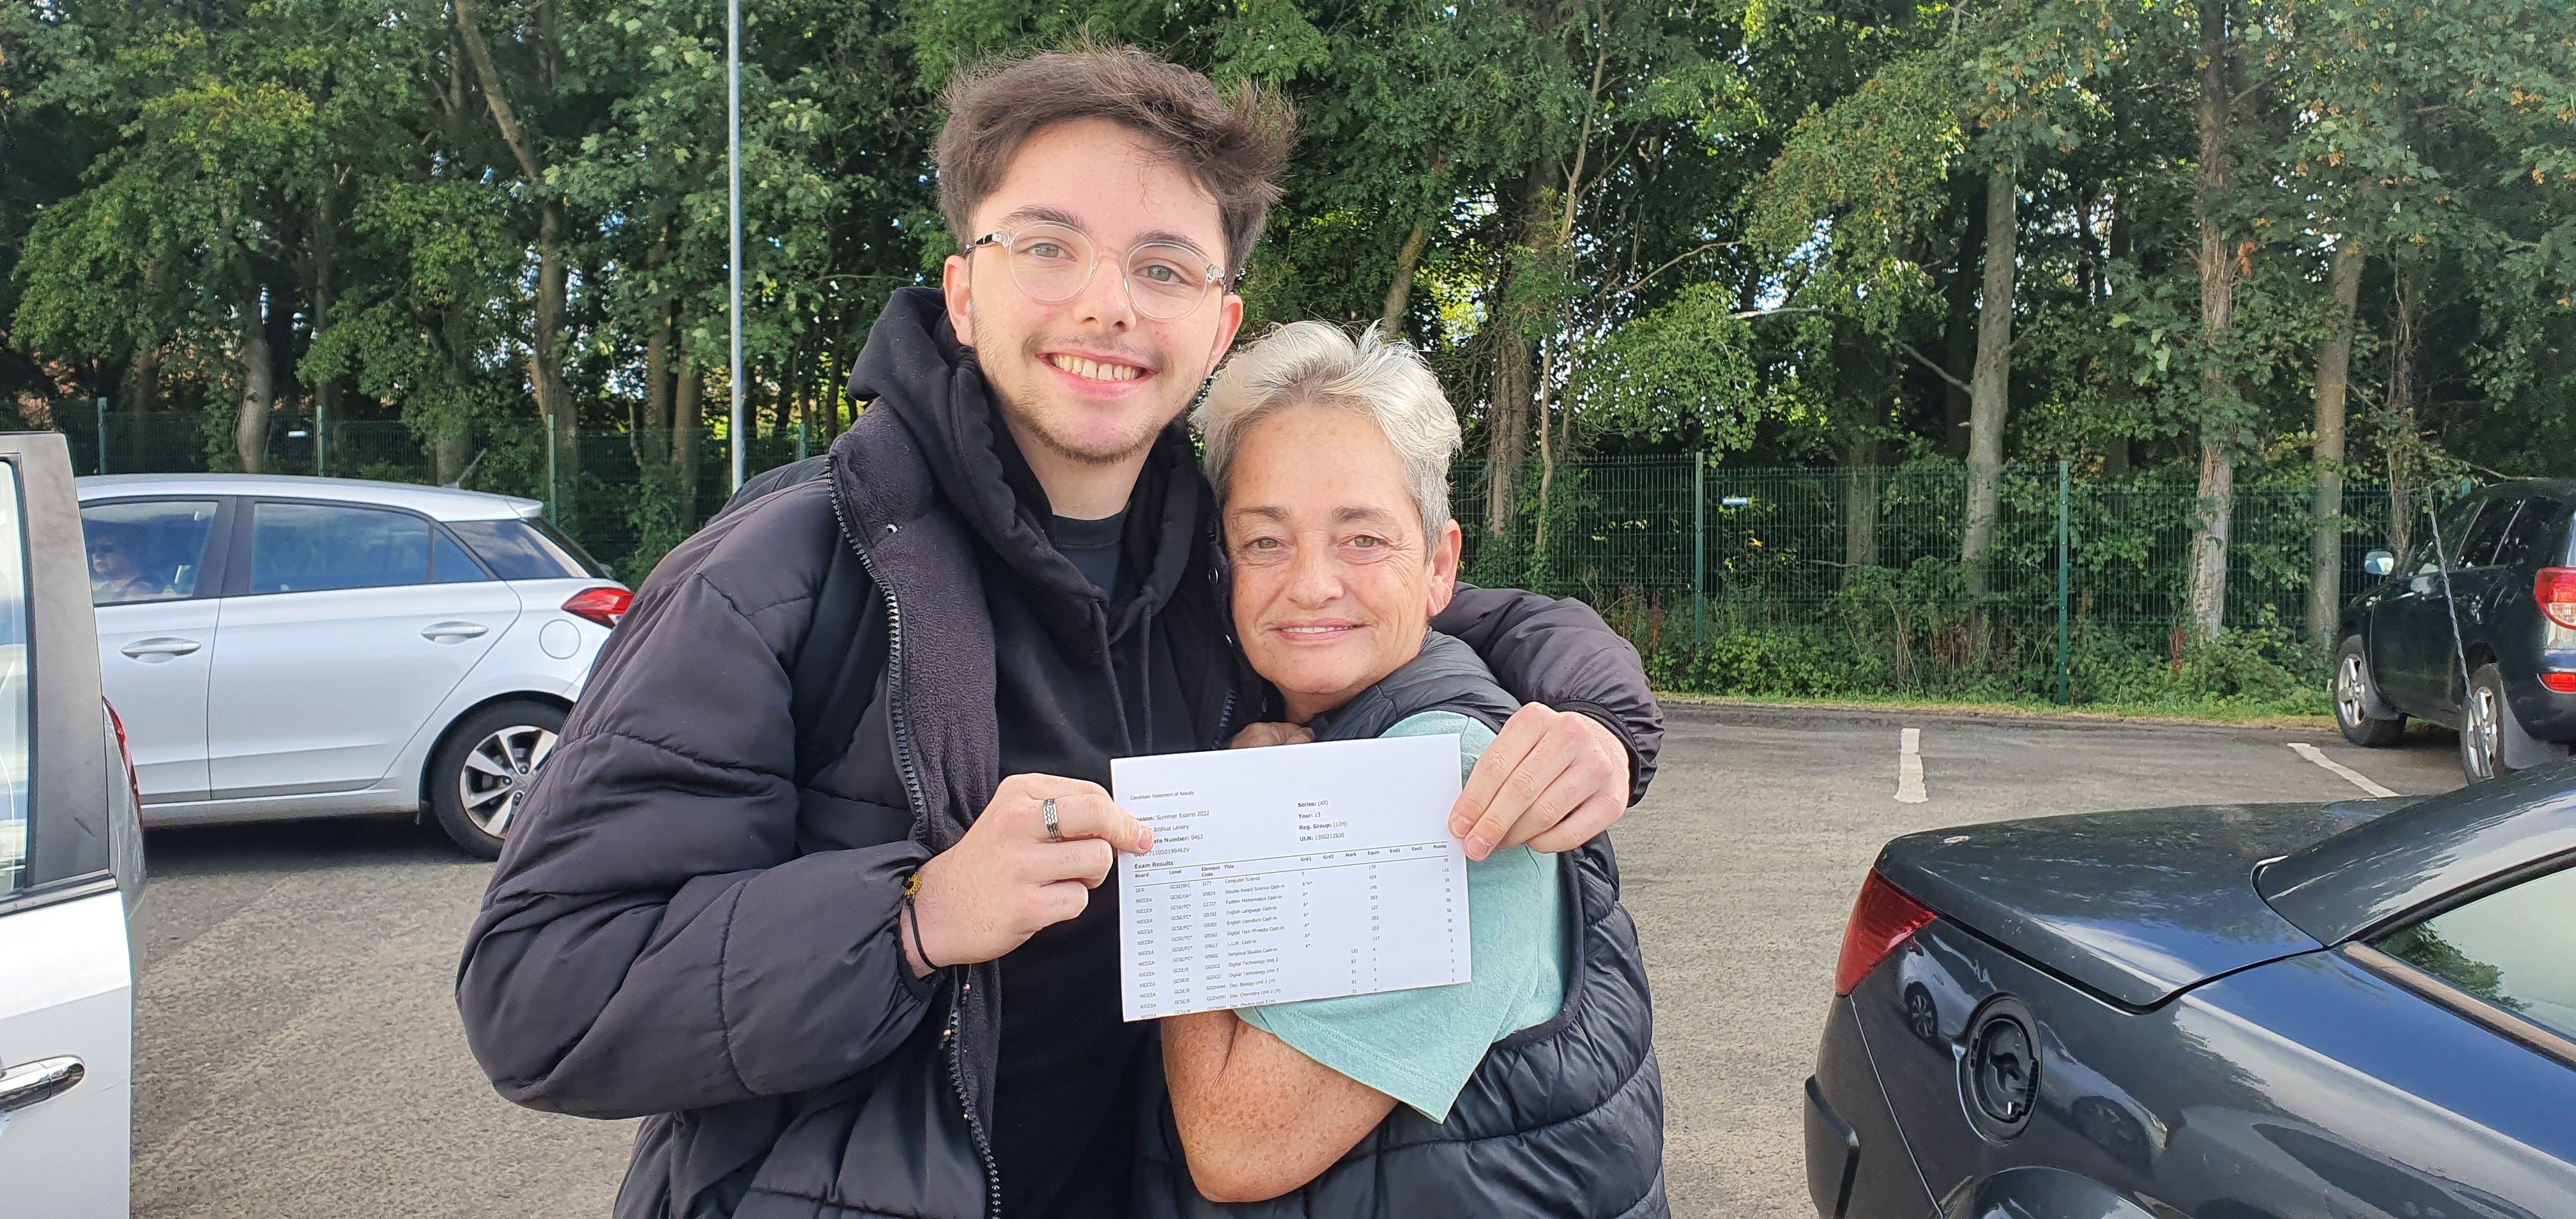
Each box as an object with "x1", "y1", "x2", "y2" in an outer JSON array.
[{"x1": 1139, "y1": 323, "x2": 1666, "y2": 1218}]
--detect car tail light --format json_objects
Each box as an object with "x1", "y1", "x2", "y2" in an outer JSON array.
[
  {"x1": 1836, "y1": 871, "x2": 1938, "y2": 996},
  {"x1": 2545, "y1": 673, "x2": 2576, "y2": 694},
  {"x1": 2540, "y1": 568, "x2": 2576, "y2": 630},
  {"x1": 563, "y1": 586, "x2": 633, "y2": 627},
  {"x1": 105, "y1": 700, "x2": 142, "y2": 813}
]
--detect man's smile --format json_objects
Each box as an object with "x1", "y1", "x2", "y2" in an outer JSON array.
[
  {"x1": 1038, "y1": 346, "x2": 1158, "y2": 395},
  {"x1": 1046, "y1": 353, "x2": 1147, "y2": 381}
]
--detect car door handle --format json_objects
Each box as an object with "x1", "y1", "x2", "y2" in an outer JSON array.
[
  {"x1": 0, "y1": 1056, "x2": 84, "y2": 1114},
  {"x1": 119, "y1": 636, "x2": 202, "y2": 659},
  {"x1": 421, "y1": 621, "x2": 489, "y2": 642}
]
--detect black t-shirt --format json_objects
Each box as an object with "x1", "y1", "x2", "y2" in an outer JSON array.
[
  {"x1": 983, "y1": 509, "x2": 1197, "y2": 1218},
  {"x1": 1051, "y1": 511, "x2": 1126, "y2": 597}
]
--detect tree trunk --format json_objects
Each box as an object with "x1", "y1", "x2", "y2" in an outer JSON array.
[
  {"x1": 644, "y1": 316, "x2": 674, "y2": 441},
  {"x1": 675, "y1": 369, "x2": 705, "y2": 530},
  {"x1": 2385, "y1": 257, "x2": 2425, "y2": 560},
  {"x1": 456, "y1": 0, "x2": 575, "y2": 516},
  {"x1": 2185, "y1": 0, "x2": 2239, "y2": 642},
  {"x1": 234, "y1": 320, "x2": 275, "y2": 474},
  {"x1": 532, "y1": 202, "x2": 575, "y2": 523},
  {"x1": 2307, "y1": 237, "x2": 2366, "y2": 644},
  {"x1": 125, "y1": 345, "x2": 160, "y2": 470},
  {"x1": 312, "y1": 182, "x2": 341, "y2": 477},
  {"x1": 436, "y1": 431, "x2": 475, "y2": 486},
  {"x1": 1844, "y1": 437, "x2": 1882, "y2": 577},
  {"x1": 435, "y1": 360, "x2": 475, "y2": 484},
  {"x1": 1961, "y1": 161, "x2": 2017, "y2": 595},
  {"x1": 1533, "y1": 344, "x2": 1558, "y2": 557},
  {"x1": 1482, "y1": 169, "x2": 1549, "y2": 544},
  {"x1": 641, "y1": 219, "x2": 675, "y2": 456},
  {"x1": 1940, "y1": 180, "x2": 1983, "y2": 459},
  {"x1": 1484, "y1": 328, "x2": 1531, "y2": 542},
  {"x1": 1380, "y1": 223, "x2": 1431, "y2": 335}
]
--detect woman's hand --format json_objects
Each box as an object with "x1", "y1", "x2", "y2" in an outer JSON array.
[{"x1": 1228, "y1": 722, "x2": 1314, "y2": 749}]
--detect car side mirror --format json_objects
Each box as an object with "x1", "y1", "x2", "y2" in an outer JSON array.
[{"x1": 2363, "y1": 550, "x2": 2395, "y2": 577}]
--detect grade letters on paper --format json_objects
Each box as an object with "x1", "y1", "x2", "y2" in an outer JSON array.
[{"x1": 1111, "y1": 734, "x2": 1473, "y2": 1022}]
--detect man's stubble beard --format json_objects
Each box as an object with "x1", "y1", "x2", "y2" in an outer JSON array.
[{"x1": 971, "y1": 297, "x2": 1193, "y2": 468}]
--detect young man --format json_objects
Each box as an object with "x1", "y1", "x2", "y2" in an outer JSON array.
[{"x1": 456, "y1": 48, "x2": 1662, "y2": 1219}]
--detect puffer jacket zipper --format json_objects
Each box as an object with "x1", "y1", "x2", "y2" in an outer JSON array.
[{"x1": 829, "y1": 475, "x2": 1002, "y2": 1219}]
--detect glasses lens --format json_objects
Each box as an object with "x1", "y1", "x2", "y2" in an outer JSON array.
[
  {"x1": 1005, "y1": 224, "x2": 1092, "y2": 303},
  {"x1": 1126, "y1": 245, "x2": 1214, "y2": 320}
]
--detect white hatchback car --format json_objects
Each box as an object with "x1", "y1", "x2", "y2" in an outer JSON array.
[{"x1": 76, "y1": 474, "x2": 628, "y2": 857}]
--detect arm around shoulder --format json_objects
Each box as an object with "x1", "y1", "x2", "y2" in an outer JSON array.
[{"x1": 1434, "y1": 583, "x2": 1664, "y2": 806}]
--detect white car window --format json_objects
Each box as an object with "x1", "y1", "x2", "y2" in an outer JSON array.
[
  {"x1": 0, "y1": 471, "x2": 28, "y2": 894},
  {"x1": 81, "y1": 498, "x2": 217, "y2": 606},
  {"x1": 447, "y1": 517, "x2": 608, "y2": 579},
  {"x1": 431, "y1": 528, "x2": 495, "y2": 584},
  {"x1": 248, "y1": 502, "x2": 433, "y2": 594}
]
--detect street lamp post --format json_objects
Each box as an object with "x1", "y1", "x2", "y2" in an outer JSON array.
[{"x1": 726, "y1": 0, "x2": 745, "y2": 492}]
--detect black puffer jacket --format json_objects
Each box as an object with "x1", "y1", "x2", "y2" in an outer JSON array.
[
  {"x1": 456, "y1": 288, "x2": 1665, "y2": 1219},
  {"x1": 1135, "y1": 634, "x2": 1667, "y2": 1218}
]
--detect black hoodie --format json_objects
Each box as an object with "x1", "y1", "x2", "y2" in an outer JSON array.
[{"x1": 852, "y1": 295, "x2": 1232, "y2": 1215}]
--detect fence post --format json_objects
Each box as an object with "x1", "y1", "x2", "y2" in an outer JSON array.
[
  {"x1": 95, "y1": 397, "x2": 109, "y2": 475},
  {"x1": 544, "y1": 422, "x2": 558, "y2": 524},
  {"x1": 315, "y1": 392, "x2": 328, "y2": 479},
  {"x1": 2055, "y1": 459, "x2": 2071, "y2": 705},
  {"x1": 1692, "y1": 449, "x2": 1706, "y2": 652}
]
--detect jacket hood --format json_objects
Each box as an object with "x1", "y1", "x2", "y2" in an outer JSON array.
[{"x1": 841, "y1": 286, "x2": 1209, "y2": 664}]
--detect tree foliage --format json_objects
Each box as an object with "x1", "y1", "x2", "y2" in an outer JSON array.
[{"x1": 3, "y1": 0, "x2": 2572, "y2": 588}]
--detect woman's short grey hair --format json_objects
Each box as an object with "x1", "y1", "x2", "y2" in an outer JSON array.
[{"x1": 1193, "y1": 321, "x2": 1460, "y2": 539}]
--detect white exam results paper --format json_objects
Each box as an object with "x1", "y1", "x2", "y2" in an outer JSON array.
[{"x1": 1112, "y1": 733, "x2": 1472, "y2": 1021}]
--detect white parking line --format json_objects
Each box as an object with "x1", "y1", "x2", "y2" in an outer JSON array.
[
  {"x1": 1897, "y1": 728, "x2": 1928, "y2": 803},
  {"x1": 2288, "y1": 742, "x2": 2400, "y2": 798}
]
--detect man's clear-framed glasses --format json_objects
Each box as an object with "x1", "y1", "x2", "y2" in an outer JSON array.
[{"x1": 966, "y1": 222, "x2": 1230, "y2": 322}]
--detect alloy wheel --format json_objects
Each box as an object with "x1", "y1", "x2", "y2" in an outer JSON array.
[
  {"x1": 2463, "y1": 686, "x2": 2499, "y2": 781},
  {"x1": 458, "y1": 723, "x2": 558, "y2": 838},
  {"x1": 2335, "y1": 654, "x2": 2368, "y2": 728}
]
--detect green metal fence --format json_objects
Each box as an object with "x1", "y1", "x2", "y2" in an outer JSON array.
[
  {"x1": 55, "y1": 413, "x2": 2411, "y2": 698},
  {"x1": 1476, "y1": 455, "x2": 2399, "y2": 628},
  {"x1": 1460, "y1": 452, "x2": 2409, "y2": 698}
]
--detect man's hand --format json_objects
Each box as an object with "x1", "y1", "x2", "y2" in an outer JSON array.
[
  {"x1": 907, "y1": 774, "x2": 1153, "y2": 976},
  {"x1": 1450, "y1": 705, "x2": 1632, "y2": 860},
  {"x1": 1228, "y1": 722, "x2": 1314, "y2": 749}
]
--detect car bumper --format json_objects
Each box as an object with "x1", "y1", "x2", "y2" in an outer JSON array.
[
  {"x1": 2512, "y1": 653, "x2": 2576, "y2": 740},
  {"x1": 1808, "y1": 995, "x2": 1936, "y2": 1218}
]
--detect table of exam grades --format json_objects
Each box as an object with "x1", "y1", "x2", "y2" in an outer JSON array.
[{"x1": 1123, "y1": 839, "x2": 1469, "y2": 1018}]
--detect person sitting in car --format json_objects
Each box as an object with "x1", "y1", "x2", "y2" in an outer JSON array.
[
  {"x1": 87, "y1": 526, "x2": 168, "y2": 604},
  {"x1": 1140, "y1": 321, "x2": 1666, "y2": 1218}
]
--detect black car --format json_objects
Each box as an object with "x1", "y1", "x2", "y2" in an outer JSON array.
[
  {"x1": 1804, "y1": 765, "x2": 2576, "y2": 1219},
  {"x1": 2334, "y1": 479, "x2": 2576, "y2": 780}
]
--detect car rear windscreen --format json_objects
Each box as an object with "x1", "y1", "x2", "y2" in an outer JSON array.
[{"x1": 450, "y1": 518, "x2": 612, "y2": 580}]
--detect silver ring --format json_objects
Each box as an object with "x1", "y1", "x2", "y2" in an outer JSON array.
[{"x1": 1042, "y1": 797, "x2": 1061, "y2": 841}]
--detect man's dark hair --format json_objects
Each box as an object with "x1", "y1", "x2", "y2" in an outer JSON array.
[{"x1": 936, "y1": 45, "x2": 1297, "y2": 277}]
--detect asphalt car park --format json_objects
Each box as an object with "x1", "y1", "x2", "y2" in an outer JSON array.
[{"x1": 120, "y1": 701, "x2": 2465, "y2": 1218}]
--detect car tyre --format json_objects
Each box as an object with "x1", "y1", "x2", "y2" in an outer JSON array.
[
  {"x1": 2459, "y1": 663, "x2": 2536, "y2": 783},
  {"x1": 430, "y1": 700, "x2": 565, "y2": 859},
  {"x1": 2333, "y1": 638, "x2": 2405, "y2": 747}
]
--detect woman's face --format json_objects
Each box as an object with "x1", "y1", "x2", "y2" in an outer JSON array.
[
  {"x1": 1223, "y1": 402, "x2": 1462, "y2": 723},
  {"x1": 89, "y1": 535, "x2": 138, "y2": 582}
]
